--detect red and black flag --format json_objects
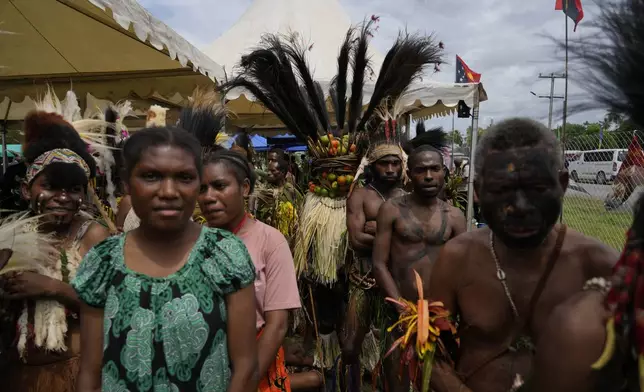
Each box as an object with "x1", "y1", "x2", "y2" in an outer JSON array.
[
  {"x1": 555, "y1": 0, "x2": 584, "y2": 31},
  {"x1": 455, "y1": 56, "x2": 481, "y2": 118},
  {"x1": 455, "y1": 55, "x2": 481, "y2": 84}
]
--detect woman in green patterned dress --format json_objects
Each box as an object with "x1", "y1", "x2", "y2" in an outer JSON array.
[{"x1": 72, "y1": 127, "x2": 259, "y2": 392}]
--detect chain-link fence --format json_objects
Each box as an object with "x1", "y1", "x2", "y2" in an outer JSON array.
[{"x1": 561, "y1": 130, "x2": 643, "y2": 249}]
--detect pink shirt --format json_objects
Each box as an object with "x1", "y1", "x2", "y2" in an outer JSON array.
[{"x1": 237, "y1": 220, "x2": 301, "y2": 329}]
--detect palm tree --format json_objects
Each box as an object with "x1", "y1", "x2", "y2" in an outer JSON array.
[{"x1": 604, "y1": 110, "x2": 624, "y2": 130}]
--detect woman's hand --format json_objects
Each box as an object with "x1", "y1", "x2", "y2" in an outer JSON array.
[{"x1": 1, "y1": 271, "x2": 56, "y2": 300}]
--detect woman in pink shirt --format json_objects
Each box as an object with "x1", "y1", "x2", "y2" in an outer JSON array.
[{"x1": 197, "y1": 150, "x2": 305, "y2": 392}]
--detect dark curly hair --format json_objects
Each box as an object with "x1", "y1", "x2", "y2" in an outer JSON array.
[{"x1": 22, "y1": 111, "x2": 97, "y2": 189}]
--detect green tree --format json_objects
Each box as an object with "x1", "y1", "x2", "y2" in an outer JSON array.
[
  {"x1": 465, "y1": 125, "x2": 486, "y2": 149},
  {"x1": 446, "y1": 129, "x2": 464, "y2": 147}
]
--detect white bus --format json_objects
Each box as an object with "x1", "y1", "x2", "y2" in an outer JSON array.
[{"x1": 568, "y1": 149, "x2": 627, "y2": 184}]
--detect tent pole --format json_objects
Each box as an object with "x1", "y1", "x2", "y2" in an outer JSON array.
[
  {"x1": 451, "y1": 112, "x2": 455, "y2": 171},
  {"x1": 466, "y1": 87, "x2": 480, "y2": 232},
  {"x1": 2, "y1": 101, "x2": 11, "y2": 175}
]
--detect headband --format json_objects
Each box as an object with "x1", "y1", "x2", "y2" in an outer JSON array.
[
  {"x1": 25, "y1": 148, "x2": 91, "y2": 185},
  {"x1": 367, "y1": 144, "x2": 404, "y2": 163}
]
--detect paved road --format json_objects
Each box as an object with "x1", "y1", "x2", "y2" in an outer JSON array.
[
  {"x1": 567, "y1": 182, "x2": 612, "y2": 200},
  {"x1": 566, "y1": 182, "x2": 644, "y2": 207}
]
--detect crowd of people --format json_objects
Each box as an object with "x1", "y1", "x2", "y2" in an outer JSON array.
[{"x1": 1, "y1": 0, "x2": 644, "y2": 391}]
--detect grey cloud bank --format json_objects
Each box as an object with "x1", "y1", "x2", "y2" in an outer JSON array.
[{"x1": 140, "y1": 0, "x2": 606, "y2": 134}]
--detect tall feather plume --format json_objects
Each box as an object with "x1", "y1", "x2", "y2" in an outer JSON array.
[
  {"x1": 283, "y1": 33, "x2": 330, "y2": 132},
  {"x1": 34, "y1": 86, "x2": 62, "y2": 115},
  {"x1": 104, "y1": 107, "x2": 118, "y2": 148},
  {"x1": 416, "y1": 121, "x2": 426, "y2": 136},
  {"x1": 61, "y1": 90, "x2": 82, "y2": 123},
  {"x1": 358, "y1": 32, "x2": 444, "y2": 133},
  {"x1": 347, "y1": 21, "x2": 373, "y2": 134},
  {"x1": 569, "y1": 0, "x2": 644, "y2": 128},
  {"x1": 219, "y1": 34, "x2": 320, "y2": 141},
  {"x1": 330, "y1": 28, "x2": 353, "y2": 132},
  {"x1": 408, "y1": 126, "x2": 447, "y2": 151},
  {"x1": 177, "y1": 87, "x2": 227, "y2": 155}
]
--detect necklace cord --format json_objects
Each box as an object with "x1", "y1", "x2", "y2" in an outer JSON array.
[{"x1": 463, "y1": 225, "x2": 567, "y2": 381}]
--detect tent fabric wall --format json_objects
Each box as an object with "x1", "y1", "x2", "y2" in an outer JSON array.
[{"x1": 204, "y1": 0, "x2": 385, "y2": 81}]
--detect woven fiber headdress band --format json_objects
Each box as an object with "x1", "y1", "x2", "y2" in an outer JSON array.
[{"x1": 25, "y1": 148, "x2": 91, "y2": 185}]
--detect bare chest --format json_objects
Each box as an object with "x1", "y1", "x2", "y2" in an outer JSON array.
[
  {"x1": 457, "y1": 250, "x2": 587, "y2": 342},
  {"x1": 393, "y1": 207, "x2": 449, "y2": 244},
  {"x1": 363, "y1": 196, "x2": 385, "y2": 222}
]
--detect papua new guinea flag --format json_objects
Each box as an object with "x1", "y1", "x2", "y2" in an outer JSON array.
[{"x1": 555, "y1": 0, "x2": 584, "y2": 31}]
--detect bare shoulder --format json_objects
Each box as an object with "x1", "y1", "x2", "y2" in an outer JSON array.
[
  {"x1": 377, "y1": 196, "x2": 404, "y2": 220},
  {"x1": 442, "y1": 228, "x2": 485, "y2": 258},
  {"x1": 391, "y1": 187, "x2": 407, "y2": 198},
  {"x1": 446, "y1": 203, "x2": 466, "y2": 220},
  {"x1": 347, "y1": 187, "x2": 366, "y2": 207},
  {"x1": 79, "y1": 220, "x2": 110, "y2": 253},
  {"x1": 564, "y1": 227, "x2": 619, "y2": 278}
]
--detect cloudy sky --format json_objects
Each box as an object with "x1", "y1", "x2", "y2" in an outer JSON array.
[{"x1": 139, "y1": 0, "x2": 605, "y2": 134}]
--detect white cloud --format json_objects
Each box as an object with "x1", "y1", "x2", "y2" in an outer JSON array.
[{"x1": 141, "y1": 0, "x2": 608, "y2": 133}]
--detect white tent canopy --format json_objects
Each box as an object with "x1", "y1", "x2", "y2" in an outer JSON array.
[
  {"x1": 206, "y1": 0, "x2": 487, "y2": 128},
  {"x1": 204, "y1": 0, "x2": 385, "y2": 80},
  {"x1": 0, "y1": 0, "x2": 224, "y2": 103}
]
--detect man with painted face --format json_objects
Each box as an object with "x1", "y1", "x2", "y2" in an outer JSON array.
[
  {"x1": 341, "y1": 145, "x2": 406, "y2": 366},
  {"x1": 427, "y1": 118, "x2": 618, "y2": 392},
  {"x1": 373, "y1": 142, "x2": 467, "y2": 392}
]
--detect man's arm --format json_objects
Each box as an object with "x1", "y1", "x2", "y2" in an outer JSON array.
[
  {"x1": 449, "y1": 205, "x2": 468, "y2": 238},
  {"x1": 528, "y1": 291, "x2": 608, "y2": 392},
  {"x1": 372, "y1": 201, "x2": 401, "y2": 302},
  {"x1": 346, "y1": 190, "x2": 374, "y2": 251},
  {"x1": 583, "y1": 237, "x2": 619, "y2": 279},
  {"x1": 428, "y1": 238, "x2": 473, "y2": 392}
]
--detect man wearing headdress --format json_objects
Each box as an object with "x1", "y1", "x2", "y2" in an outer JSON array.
[
  {"x1": 373, "y1": 134, "x2": 467, "y2": 392},
  {"x1": 252, "y1": 156, "x2": 301, "y2": 243},
  {"x1": 341, "y1": 143, "x2": 406, "y2": 369}
]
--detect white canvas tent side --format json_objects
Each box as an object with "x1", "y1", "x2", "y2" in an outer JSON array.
[
  {"x1": 204, "y1": 0, "x2": 385, "y2": 81},
  {"x1": 204, "y1": 0, "x2": 487, "y2": 131}
]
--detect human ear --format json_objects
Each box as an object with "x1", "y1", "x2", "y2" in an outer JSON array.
[
  {"x1": 242, "y1": 179, "x2": 251, "y2": 198},
  {"x1": 20, "y1": 182, "x2": 31, "y2": 201},
  {"x1": 559, "y1": 169, "x2": 569, "y2": 193}
]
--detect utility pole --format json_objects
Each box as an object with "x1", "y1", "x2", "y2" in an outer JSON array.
[{"x1": 531, "y1": 72, "x2": 565, "y2": 136}]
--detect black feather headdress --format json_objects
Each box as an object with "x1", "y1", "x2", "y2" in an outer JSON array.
[
  {"x1": 569, "y1": 0, "x2": 644, "y2": 128},
  {"x1": 218, "y1": 33, "x2": 324, "y2": 142},
  {"x1": 401, "y1": 124, "x2": 447, "y2": 157},
  {"x1": 358, "y1": 31, "x2": 443, "y2": 134},
  {"x1": 177, "y1": 87, "x2": 228, "y2": 156},
  {"x1": 219, "y1": 20, "x2": 444, "y2": 146}
]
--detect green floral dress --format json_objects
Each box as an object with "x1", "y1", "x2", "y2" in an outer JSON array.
[{"x1": 71, "y1": 227, "x2": 256, "y2": 392}]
